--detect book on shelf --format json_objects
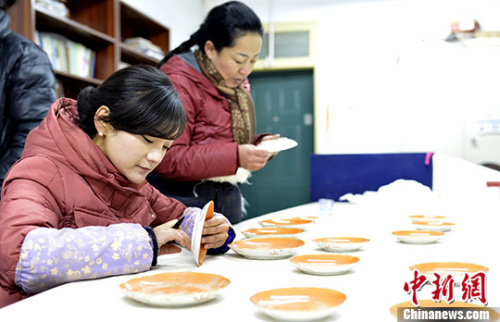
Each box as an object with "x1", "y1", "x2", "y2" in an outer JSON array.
[
  {"x1": 35, "y1": 31, "x2": 96, "y2": 79},
  {"x1": 138, "y1": 48, "x2": 164, "y2": 61},
  {"x1": 124, "y1": 37, "x2": 165, "y2": 60},
  {"x1": 34, "y1": 0, "x2": 69, "y2": 17}
]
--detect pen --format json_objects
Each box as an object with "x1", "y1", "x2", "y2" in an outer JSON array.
[
  {"x1": 172, "y1": 215, "x2": 185, "y2": 229},
  {"x1": 165, "y1": 215, "x2": 186, "y2": 245}
]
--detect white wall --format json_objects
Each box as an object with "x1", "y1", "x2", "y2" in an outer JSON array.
[
  {"x1": 122, "y1": 0, "x2": 204, "y2": 49},
  {"x1": 135, "y1": 0, "x2": 500, "y2": 165}
]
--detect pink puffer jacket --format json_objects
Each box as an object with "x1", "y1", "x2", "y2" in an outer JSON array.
[{"x1": 0, "y1": 98, "x2": 186, "y2": 306}]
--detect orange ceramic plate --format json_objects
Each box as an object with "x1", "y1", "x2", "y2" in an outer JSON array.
[
  {"x1": 410, "y1": 262, "x2": 489, "y2": 275},
  {"x1": 293, "y1": 215, "x2": 319, "y2": 222},
  {"x1": 191, "y1": 201, "x2": 214, "y2": 266},
  {"x1": 251, "y1": 287, "x2": 346, "y2": 321},
  {"x1": 120, "y1": 272, "x2": 230, "y2": 306},
  {"x1": 392, "y1": 230, "x2": 444, "y2": 244},
  {"x1": 241, "y1": 227, "x2": 304, "y2": 238},
  {"x1": 412, "y1": 221, "x2": 455, "y2": 232},
  {"x1": 313, "y1": 237, "x2": 370, "y2": 252},
  {"x1": 229, "y1": 237, "x2": 305, "y2": 259},
  {"x1": 409, "y1": 215, "x2": 446, "y2": 222},
  {"x1": 410, "y1": 262, "x2": 489, "y2": 285},
  {"x1": 290, "y1": 254, "x2": 360, "y2": 275},
  {"x1": 259, "y1": 218, "x2": 314, "y2": 229},
  {"x1": 390, "y1": 300, "x2": 500, "y2": 320}
]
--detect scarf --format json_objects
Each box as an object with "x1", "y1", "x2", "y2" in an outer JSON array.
[{"x1": 195, "y1": 49, "x2": 256, "y2": 144}]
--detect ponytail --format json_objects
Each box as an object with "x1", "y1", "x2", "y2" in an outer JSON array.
[
  {"x1": 158, "y1": 1, "x2": 262, "y2": 68},
  {"x1": 158, "y1": 32, "x2": 199, "y2": 67}
]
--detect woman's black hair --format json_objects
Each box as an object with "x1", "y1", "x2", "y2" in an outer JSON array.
[
  {"x1": 77, "y1": 64, "x2": 185, "y2": 140},
  {"x1": 158, "y1": 1, "x2": 263, "y2": 67}
]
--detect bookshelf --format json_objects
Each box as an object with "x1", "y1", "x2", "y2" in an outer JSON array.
[{"x1": 7, "y1": 0, "x2": 170, "y2": 98}]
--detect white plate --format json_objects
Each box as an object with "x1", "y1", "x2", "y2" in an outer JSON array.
[
  {"x1": 313, "y1": 237, "x2": 370, "y2": 252},
  {"x1": 229, "y1": 237, "x2": 305, "y2": 260},
  {"x1": 251, "y1": 287, "x2": 346, "y2": 321},
  {"x1": 240, "y1": 227, "x2": 305, "y2": 239},
  {"x1": 412, "y1": 221, "x2": 455, "y2": 232},
  {"x1": 120, "y1": 272, "x2": 230, "y2": 307},
  {"x1": 392, "y1": 230, "x2": 444, "y2": 244},
  {"x1": 259, "y1": 218, "x2": 314, "y2": 230},
  {"x1": 409, "y1": 215, "x2": 447, "y2": 222},
  {"x1": 257, "y1": 137, "x2": 298, "y2": 153},
  {"x1": 290, "y1": 254, "x2": 360, "y2": 275},
  {"x1": 191, "y1": 201, "x2": 214, "y2": 266}
]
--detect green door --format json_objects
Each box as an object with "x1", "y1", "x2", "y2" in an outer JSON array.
[{"x1": 241, "y1": 70, "x2": 314, "y2": 219}]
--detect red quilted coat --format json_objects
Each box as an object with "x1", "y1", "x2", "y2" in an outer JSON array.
[
  {"x1": 156, "y1": 54, "x2": 264, "y2": 181},
  {"x1": 0, "y1": 98, "x2": 186, "y2": 306}
]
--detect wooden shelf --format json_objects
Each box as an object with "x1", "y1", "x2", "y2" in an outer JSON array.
[
  {"x1": 35, "y1": 6, "x2": 116, "y2": 45},
  {"x1": 120, "y1": 2, "x2": 169, "y2": 53},
  {"x1": 55, "y1": 71, "x2": 103, "y2": 99},
  {"x1": 55, "y1": 70, "x2": 104, "y2": 85},
  {"x1": 120, "y1": 44, "x2": 161, "y2": 65},
  {"x1": 8, "y1": 0, "x2": 169, "y2": 98}
]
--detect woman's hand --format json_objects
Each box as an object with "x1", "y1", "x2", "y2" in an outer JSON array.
[
  {"x1": 259, "y1": 134, "x2": 281, "y2": 160},
  {"x1": 201, "y1": 215, "x2": 230, "y2": 250},
  {"x1": 261, "y1": 134, "x2": 281, "y2": 142},
  {"x1": 238, "y1": 144, "x2": 269, "y2": 171},
  {"x1": 238, "y1": 134, "x2": 281, "y2": 169},
  {"x1": 153, "y1": 219, "x2": 192, "y2": 251}
]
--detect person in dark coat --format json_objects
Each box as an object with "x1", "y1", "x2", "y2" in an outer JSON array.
[{"x1": 0, "y1": 0, "x2": 56, "y2": 188}]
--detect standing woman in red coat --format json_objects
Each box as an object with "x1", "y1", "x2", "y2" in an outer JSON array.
[
  {"x1": 0, "y1": 65, "x2": 233, "y2": 308},
  {"x1": 149, "y1": 1, "x2": 279, "y2": 224}
]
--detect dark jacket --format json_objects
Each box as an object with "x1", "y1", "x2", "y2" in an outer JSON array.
[{"x1": 0, "y1": 10, "x2": 56, "y2": 187}]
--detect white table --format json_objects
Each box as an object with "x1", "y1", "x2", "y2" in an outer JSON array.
[{"x1": 1, "y1": 197, "x2": 499, "y2": 321}]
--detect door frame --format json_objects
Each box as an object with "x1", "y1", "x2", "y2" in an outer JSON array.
[
  {"x1": 240, "y1": 68, "x2": 316, "y2": 219},
  {"x1": 254, "y1": 21, "x2": 319, "y2": 153}
]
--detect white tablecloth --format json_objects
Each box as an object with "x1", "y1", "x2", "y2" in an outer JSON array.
[{"x1": 1, "y1": 197, "x2": 499, "y2": 321}]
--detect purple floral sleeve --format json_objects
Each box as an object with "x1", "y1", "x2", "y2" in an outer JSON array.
[
  {"x1": 179, "y1": 208, "x2": 235, "y2": 254},
  {"x1": 179, "y1": 207, "x2": 200, "y2": 238},
  {"x1": 15, "y1": 223, "x2": 153, "y2": 294}
]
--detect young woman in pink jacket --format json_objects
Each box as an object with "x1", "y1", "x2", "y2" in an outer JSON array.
[{"x1": 0, "y1": 65, "x2": 233, "y2": 308}]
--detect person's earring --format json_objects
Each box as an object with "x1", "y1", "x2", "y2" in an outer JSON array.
[{"x1": 98, "y1": 132, "x2": 103, "y2": 137}]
